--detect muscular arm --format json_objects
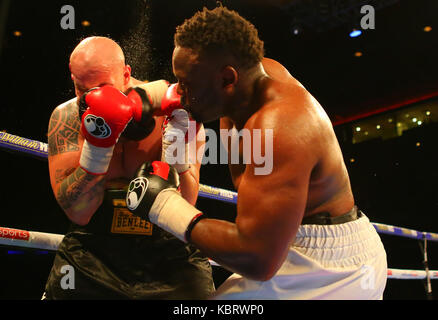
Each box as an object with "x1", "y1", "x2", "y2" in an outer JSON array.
[
  {"x1": 128, "y1": 77, "x2": 147, "y2": 87},
  {"x1": 48, "y1": 102, "x2": 106, "y2": 225},
  {"x1": 189, "y1": 108, "x2": 317, "y2": 281}
]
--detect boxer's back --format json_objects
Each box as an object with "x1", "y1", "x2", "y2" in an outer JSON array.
[{"x1": 223, "y1": 58, "x2": 354, "y2": 218}]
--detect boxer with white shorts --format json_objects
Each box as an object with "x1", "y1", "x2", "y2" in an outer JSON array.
[{"x1": 124, "y1": 6, "x2": 388, "y2": 300}]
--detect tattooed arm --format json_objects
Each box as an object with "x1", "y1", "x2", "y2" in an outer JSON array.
[{"x1": 48, "y1": 100, "x2": 106, "y2": 226}]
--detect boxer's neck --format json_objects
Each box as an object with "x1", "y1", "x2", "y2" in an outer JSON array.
[{"x1": 225, "y1": 63, "x2": 270, "y2": 130}]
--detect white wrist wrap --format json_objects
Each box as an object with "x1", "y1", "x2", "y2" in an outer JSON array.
[
  {"x1": 142, "y1": 80, "x2": 169, "y2": 109},
  {"x1": 162, "y1": 140, "x2": 190, "y2": 174},
  {"x1": 79, "y1": 140, "x2": 115, "y2": 175},
  {"x1": 162, "y1": 109, "x2": 191, "y2": 174},
  {"x1": 149, "y1": 189, "x2": 201, "y2": 242}
]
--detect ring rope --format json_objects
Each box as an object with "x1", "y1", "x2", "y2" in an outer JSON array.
[
  {"x1": 0, "y1": 226, "x2": 436, "y2": 280},
  {"x1": 2, "y1": 132, "x2": 438, "y2": 241},
  {"x1": 1, "y1": 132, "x2": 437, "y2": 281}
]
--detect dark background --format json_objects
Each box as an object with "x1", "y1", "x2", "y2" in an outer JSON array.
[{"x1": 0, "y1": 0, "x2": 437, "y2": 300}]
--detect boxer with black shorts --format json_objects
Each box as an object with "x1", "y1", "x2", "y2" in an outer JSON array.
[
  {"x1": 43, "y1": 37, "x2": 214, "y2": 299},
  {"x1": 124, "y1": 7, "x2": 388, "y2": 299}
]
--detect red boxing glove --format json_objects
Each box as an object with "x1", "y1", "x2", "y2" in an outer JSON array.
[
  {"x1": 160, "y1": 84, "x2": 204, "y2": 174},
  {"x1": 81, "y1": 86, "x2": 135, "y2": 148},
  {"x1": 79, "y1": 86, "x2": 136, "y2": 174},
  {"x1": 160, "y1": 84, "x2": 184, "y2": 116}
]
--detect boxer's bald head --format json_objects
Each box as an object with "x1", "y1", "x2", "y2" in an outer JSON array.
[{"x1": 70, "y1": 36, "x2": 131, "y2": 98}]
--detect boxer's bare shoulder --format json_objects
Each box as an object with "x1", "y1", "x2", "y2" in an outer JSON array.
[
  {"x1": 249, "y1": 76, "x2": 354, "y2": 216},
  {"x1": 262, "y1": 58, "x2": 294, "y2": 82},
  {"x1": 48, "y1": 98, "x2": 81, "y2": 156},
  {"x1": 247, "y1": 79, "x2": 321, "y2": 147}
]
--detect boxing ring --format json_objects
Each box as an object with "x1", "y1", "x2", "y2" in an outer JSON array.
[{"x1": 1, "y1": 131, "x2": 437, "y2": 297}]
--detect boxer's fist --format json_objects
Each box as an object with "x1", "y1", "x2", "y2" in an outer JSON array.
[
  {"x1": 123, "y1": 86, "x2": 157, "y2": 140},
  {"x1": 160, "y1": 84, "x2": 202, "y2": 174},
  {"x1": 126, "y1": 161, "x2": 180, "y2": 220},
  {"x1": 126, "y1": 161, "x2": 203, "y2": 243},
  {"x1": 160, "y1": 84, "x2": 184, "y2": 116},
  {"x1": 80, "y1": 86, "x2": 134, "y2": 148}
]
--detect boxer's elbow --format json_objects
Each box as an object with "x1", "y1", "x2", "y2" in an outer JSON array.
[
  {"x1": 64, "y1": 207, "x2": 94, "y2": 226},
  {"x1": 233, "y1": 249, "x2": 282, "y2": 281},
  {"x1": 56, "y1": 195, "x2": 97, "y2": 226},
  {"x1": 250, "y1": 245, "x2": 290, "y2": 281},
  {"x1": 67, "y1": 215, "x2": 90, "y2": 226},
  {"x1": 55, "y1": 185, "x2": 102, "y2": 226},
  {"x1": 244, "y1": 258, "x2": 280, "y2": 281}
]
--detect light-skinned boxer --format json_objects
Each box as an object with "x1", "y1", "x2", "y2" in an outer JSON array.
[{"x1": 43, "y1": 36, "x2": 214, "y2": 300}]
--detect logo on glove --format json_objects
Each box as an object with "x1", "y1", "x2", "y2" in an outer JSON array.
[
  {"x1": 83, "y1": 114, "x2": 112, "y2": 139},
  {"x1": 126, "y1": 177, "x2": 149, "y2": 211}
]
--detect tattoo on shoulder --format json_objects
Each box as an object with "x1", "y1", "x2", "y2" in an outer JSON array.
[{"x1": 48, "y1": 102, "x2": 81, "y2": 156}]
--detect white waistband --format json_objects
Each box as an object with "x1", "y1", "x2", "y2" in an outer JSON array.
[{"x1": 292, "y1": 214, "x2": 385, "y2": 268}]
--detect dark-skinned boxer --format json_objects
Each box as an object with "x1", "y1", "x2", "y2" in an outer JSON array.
[
  {"x1": 125, "y1": 7, "x2": 387, "y2": 300},
  {"x1": 43, "y1": 36, "x2": 214, "y2": 300}
]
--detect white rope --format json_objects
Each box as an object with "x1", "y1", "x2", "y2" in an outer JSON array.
[
  {"x1": 388, "y1": 268, "x2": 438, "y2": 280},
  {"x1": 0, "y1": 227, "x2": 63, "y2": 251},
  {"x1": 1, "y1": 226, "x2": 437, "y2": 280}
]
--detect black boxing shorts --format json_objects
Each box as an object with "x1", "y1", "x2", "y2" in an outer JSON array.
[{"x1": 43, "y1": 189, "x2": 215, "y2": 300}]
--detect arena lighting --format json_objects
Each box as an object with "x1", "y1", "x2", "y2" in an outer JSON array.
[
  {"x1": 412, "y1": 118, "x2": 417, "y2": 122},
  {"x1": 376, "y1": 125, "x2": 381, "y2": 129},
  {"x1": 291, "y1": 26, "x2": 300, "y2": 35},
  {"x1": 426, "y1": 111, "x2": 431, "y2": 116},
  {"x1": 355, "y1": 127, "x2": 361, "y2": 132},
  {"x1": 7, "y1": 250, "x2": 24, "y2": 255},
  {"x1": 290, "y1": 23, "x2": 303, "y2": 36},
  {"x1": 349, "y1": 29, "x2": 362, "y2": 38}
]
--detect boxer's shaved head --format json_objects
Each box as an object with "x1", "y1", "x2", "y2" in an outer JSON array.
[
  {"x1": 70, "y1": 36, "x2": 131, "y2": 98},
  {"x1": 70, "y1": 36, "x2": 125, "y2": 75}
]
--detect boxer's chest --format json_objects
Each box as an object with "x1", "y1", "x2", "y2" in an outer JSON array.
[{"x1": 220, "y1": 118, "x2": 247, "y2": 189}]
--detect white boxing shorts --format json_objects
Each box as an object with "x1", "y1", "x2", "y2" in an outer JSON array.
[{"x1": 211, "y1": 213, "x2": 387, "y2": 300}]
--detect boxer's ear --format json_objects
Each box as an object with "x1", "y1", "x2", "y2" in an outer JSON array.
[
  {"x1": 69, "y1": 63, "x2": 74, "y2": 81},
  {"x1": 221, "y1": 66, "x2": 238, "y2": 89},
  {"x1": 124, "y1": 65, "x2": 132, "y2": 85}
]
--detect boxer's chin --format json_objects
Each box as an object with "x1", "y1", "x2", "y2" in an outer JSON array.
[
  {"x1": 185, "y1": 107, "x2": 204, "y2": 123},
  {"x1": 191, "y1": 111, "x2": 218, "y2": 124},
  {"x1": 186, "y1": 103, "x2": 221, "y2": 123}
]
